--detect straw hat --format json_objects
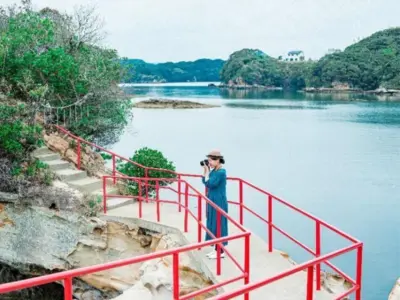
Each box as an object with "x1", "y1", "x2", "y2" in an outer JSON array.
[{"x1": 206, "y1": 150, "x2": 224, "y2": 158}]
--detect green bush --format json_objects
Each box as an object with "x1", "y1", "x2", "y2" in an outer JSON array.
[
  {"x1": 117, "y1": 147, "x2": 177, "y2": 197},
  {"x1": 0, "y1": 105, "x2": 43, "y2": 159}
]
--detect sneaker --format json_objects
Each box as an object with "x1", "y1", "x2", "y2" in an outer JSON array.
[
  {"x1": 206, "y1": 251, "x2": 215, "y2": 257},
  {"x1": 207, "y1": 252, "x2": 225, "y2": 259}
]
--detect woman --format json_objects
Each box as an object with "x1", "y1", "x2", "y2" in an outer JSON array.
[{"x1": 202, "y1": 150, "x2": 228, "y2": 259}]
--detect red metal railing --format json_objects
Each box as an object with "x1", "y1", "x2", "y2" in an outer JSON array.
[
  {"x1": 1, "y1": 125, "x2": 363, "y2": 299},
  {"x1": 0, "y1": 175, "x2": 250, "y2": 300}
]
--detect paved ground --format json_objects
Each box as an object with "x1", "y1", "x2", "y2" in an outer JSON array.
[{"x1": 108, "y1": 199, "x2": 335, "y2": 300}]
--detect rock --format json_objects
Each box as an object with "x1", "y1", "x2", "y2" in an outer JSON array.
[
  {"x1": 389, "y1": 278, "x2": 400, "y2": 300},
  {"x1": 44, "y1": 133, "x2": 106, "y2": 177},
  {"x1": 0, "y1": 192, "x2": 19, "y2": 203},
  {"x1": 133, "y1": 99, "x2": 219, "y2": 109},
  {"x1": 44, "y1": 134, "x2": 70, "y2": 153}
]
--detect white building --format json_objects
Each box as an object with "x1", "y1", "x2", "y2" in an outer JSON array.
[{"x1": 278, "y1": 50, "x2": 305, "y2": 62}]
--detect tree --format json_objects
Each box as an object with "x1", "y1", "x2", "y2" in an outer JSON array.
[{"x1": 0, "y1": 1, "x2": 131, "y2": 146}]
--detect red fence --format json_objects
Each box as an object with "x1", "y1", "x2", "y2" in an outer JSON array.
[{"x1": 0, "y1": 125, "x2": 364, "y2": 299}]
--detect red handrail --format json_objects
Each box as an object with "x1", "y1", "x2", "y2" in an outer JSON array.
[{"x1": 20, "y1": 125, "x2": 363, "y2": 300}]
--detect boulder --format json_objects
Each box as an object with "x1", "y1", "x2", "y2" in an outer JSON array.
[{"x1": 43, "y1": 132, "x2": 106, "y2": 177}]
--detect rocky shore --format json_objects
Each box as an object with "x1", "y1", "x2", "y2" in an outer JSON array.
[
  {"x1": 303, "y1": 87, "x2": 400, "y2": 95},
  {"x1": 133, "y1": 99, "x2": 219, "y2": 109}
]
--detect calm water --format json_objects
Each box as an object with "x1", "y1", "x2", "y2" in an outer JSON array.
[{"x1": 113, "y1": 84, "x2": 400, "y2": 300}]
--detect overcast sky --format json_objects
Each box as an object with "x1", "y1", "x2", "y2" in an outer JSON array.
[{"x1": 3, "y1": 0, "x2": 400, "y2": 62}]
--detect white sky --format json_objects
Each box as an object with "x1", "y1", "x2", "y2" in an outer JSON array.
[{"x1": 3, "y1": 0, "x2": 400, "y2": 62}]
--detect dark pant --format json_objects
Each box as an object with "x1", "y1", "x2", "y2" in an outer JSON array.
[{"x1": 215, "y1": 245, "x2": 224, "y2": 253}]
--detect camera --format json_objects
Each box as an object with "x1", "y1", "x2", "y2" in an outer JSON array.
[{"x1": 200, "y1": 159, "x2": 209, "y2": 167}]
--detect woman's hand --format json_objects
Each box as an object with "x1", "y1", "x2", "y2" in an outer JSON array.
[{"x1": 203, "y1": 165, "x2": 210, "y2": 176}]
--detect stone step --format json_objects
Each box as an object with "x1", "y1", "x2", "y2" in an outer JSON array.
[
  {"x1": 55, "y1": 169, "x2": 87, "y2": 181},
  {"x1": 68, "y1": 177, "x2": 103, "y2": 193},
  {"x1": 33, "y1": 147, "x2": 53, "y2": 156},
  {"x1": 46, "y1": 159, "x2": 71, "y2": 171},
  {"x1": 35, "y1": 153, "x2": 60, "y2": 162},
  {"x1": 106, "y1": 197, "x2": 134, "y2": 210}
]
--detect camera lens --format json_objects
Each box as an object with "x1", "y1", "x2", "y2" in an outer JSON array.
[{"x1": 200, "y1": 160, "x2": 204, "y2": 166}]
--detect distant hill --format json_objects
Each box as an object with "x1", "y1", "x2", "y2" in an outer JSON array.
[
  {"x1": 311, "y1": 27, "x2": 400, "y2": 90},
  {"x1": 122, "y1": 59, "x2": 225, "y2": 83},
  {"x1": 220, "y1": 28, "x2": 400, "y2": 90}
]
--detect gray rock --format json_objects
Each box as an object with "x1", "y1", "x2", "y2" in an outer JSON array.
[{"x1": 0, "y1": 192, "x2": 19, "y2": 203}]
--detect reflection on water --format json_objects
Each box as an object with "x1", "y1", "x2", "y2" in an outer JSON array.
[
  {"x1": 125, "y1": 84, "x2": 400, "y2": 102},
  {"x1": 224, "y1": 102, "x2": 326, "y2": 110}
]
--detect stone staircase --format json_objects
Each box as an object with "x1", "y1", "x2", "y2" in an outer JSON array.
[{"x1": 33, "y1": 147, "x2": 133, "y2": 210}]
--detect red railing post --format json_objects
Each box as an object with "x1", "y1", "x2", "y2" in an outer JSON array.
[
  {"x1": 64, "y1": 277, "x2": 73, "y2": 300},
  {"x1": 144, "y1": 169, "x2": 149, "y2": 202},
  {"x1": 156, "y1": 180, "x2": 160, "y2": 222},
  {"x1": 244, "y1": 233, "x2": 250, "y2": 300},
  {"x1": 356, "y1": 244, "x2": 363, "y2": 300},
  {"x1": 315, "y1": 221, "x2": 321, "y2": 290},
  {"x1": 177, "y1": 175, "x2": 182, "y2": 212},
  {"x1": 102, "y1": 176, "x2": 107, "y2": 214},
  {"x1": 77, "y1": 141, "x2": 81, "y2": 170},
  {"x1": 197, "y1": 195, "x2": 202, "y2": 243},
  {"x1": 239, "y1": 180, "x2": 244, "y2": 225},
  {"x1": 184, "y1": 183, "x2": 189, "y2": 233},
  {"x1": 268, "y1": 195, "x2": 273, "y2": 252},
  {"x1": 138, "y1": 180, "x2": 142, "y2": 219},
  {"x1": 112, "y1": 155, "x2": 116, "y2": 185},
  {"x1": 306, "y1": 266, "x2": 314, "y2": 300},
  {"x1": 216, "y1": 210, "x2": 222, "y2": 276},
  {"x1": 173, "y1": 253, "x2": 180, "y2": 300}
]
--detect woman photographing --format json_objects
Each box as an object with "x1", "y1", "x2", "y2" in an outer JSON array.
[{"x1": 201, "y1": 150, "x2": 228, "y2": 259}]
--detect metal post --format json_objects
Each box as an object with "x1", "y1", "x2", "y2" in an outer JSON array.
[
  {"x1": 144, "y1": 169, "x2": 149, "y2": 202},
  {"x1": 102, "y1": 177, "x2": 107, "y2": 214},
  {"x1": 306, "y1": 266, "x2": 314, "y2": 300},
  {"x1": 156, "y1": 181, "x2": 160, "y2": 222},
  {"x1": 239, "y1": 180, "x2": 244, "y2": 225},
  {"x1": 184, "y1": 183, "x2": 189, "y2": 233},
  {"x1": 64, "y1": 277, "x2": 73, "y2": 300},
  {"x1": 316, "y1": 221, "x2": 321, "y2": 290},
  {"x1": 173, "y1": 253, "x2": 180, "y2": 299},
  {"x1": 77, "y1": 141, "x2": 81, "y2": 170},
  {"x1": 268, "y1": 195, "x2": 273, "y2": 252},
  {"x1": 244, "y1": 233, "x2": 250, "y2": 300},
  {"x1": 112, "y1": 155, "x2": 116, "y2": 185},
  {"x1": 356, "y1": 244, "x2": 363, "y2": 300},
  {"x1": 177, "y1": 175, "x2": 182, "y2": 212},
  {"x1": 138, "y1": 181, "x2": 142, "y2": 218},
  {"x1": 197, "y1": 195, "x2": 202, "y2": 243},
  {"x1": 216, "y1": 210, "x2": 221, "y2": 276}
]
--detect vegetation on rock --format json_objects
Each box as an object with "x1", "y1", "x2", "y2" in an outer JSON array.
[{"x1": 122, "y1": 58, "x2": 224, "y2": 83}]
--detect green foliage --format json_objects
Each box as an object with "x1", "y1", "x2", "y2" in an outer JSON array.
[
  {"x1": 0, "y1": 105, "x2": 43, "y2": 159},
  {"x1": 311, "y1": 28, "x2": 400, "y2": 89},
  {"x1": 221, "y1": 49, "x2": 313, "y2": 90},
  {"x1": 0, "y1": 3, "x2": 131, "y2": 146},
  {"x1": 221, "y1": 28, "x2": 400, "y2": 90},
  {"x1": 117, "y1": 147, "x2": 177, "y2": 197},
  {"x1": 122, "y1": 59, "x2": 225, "y2": 83}
]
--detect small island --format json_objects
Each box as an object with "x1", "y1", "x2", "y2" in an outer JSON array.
[{"x1": 133, "y1": 99, "x2": 220, "y2": 109}]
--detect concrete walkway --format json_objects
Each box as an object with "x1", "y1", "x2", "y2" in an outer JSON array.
[{"x1": 108, "y1": 200, "x2": 334, "y2": 300}]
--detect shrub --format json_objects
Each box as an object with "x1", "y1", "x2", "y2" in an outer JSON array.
[
  {"x1": 0, "y1": 105, "x2": 44, "y2": 160},
  {"x1": 117, "y1": 147, "x2": 177, "y2": 197}
]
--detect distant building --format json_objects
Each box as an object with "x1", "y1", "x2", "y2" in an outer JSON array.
[{"x1": 278, "y1": 50, "x2": 305, "y2": 62}]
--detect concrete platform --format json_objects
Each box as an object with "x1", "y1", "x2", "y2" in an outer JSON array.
[{"x1": 107, "y1": 200, "x2": 335, "y2": 300}]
